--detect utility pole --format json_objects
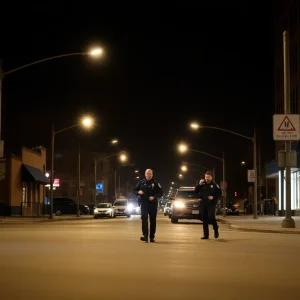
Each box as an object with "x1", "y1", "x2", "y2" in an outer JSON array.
[
  {"x1": 253, "y1": 128, "x2": 258, "y2": 219},
  {"x1": 77, "y1": 143, "x2": 81, "y2": 217},
  {"x1": 114, "y1": 168, "x2": 117, "y2": 199},
  {"x1": 222, "y1": 152, "x2": 226, "y2": 217},
  {"x1": 94, "y1": 158, "x2": 97, "y2": 207},
  {"x1": 281, "y1": 30, "x2": 295, "y2": 228},
  {"x1": 258, "y1": 137, "x2": 261, "y2": 204}
]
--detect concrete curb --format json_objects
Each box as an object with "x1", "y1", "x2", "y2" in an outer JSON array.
[
  {"x1": 216, "y1": 218, "x2": 300, "y2": 234},
  {"x1": 0, "y1": 216, "x2": 94, "y2": 224}
]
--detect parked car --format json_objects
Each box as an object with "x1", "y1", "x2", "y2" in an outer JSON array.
[
  {"x1": 94, "y1": 203, "x2": 115, "y2": 218},
  {"x1": 113, "y1": 199, "x2": 131, "y2": 218},
  {"x1": 53, "y1": 197, "x2": 90, "y2": 216}
]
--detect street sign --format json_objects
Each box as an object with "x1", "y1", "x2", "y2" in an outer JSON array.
[
  {"x1": 273, "y1": 114, "x2": 300, "y2": 140},
  {"x1": 0, "y1": 160, "x2": 6, "y2": 180},
  {"x1": 248, "y1": 169, "x2": 255, "y2": 182}
]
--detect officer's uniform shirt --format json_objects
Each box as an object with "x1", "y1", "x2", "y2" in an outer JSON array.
[
  {"x1": 195, "y1": 181, "x2": 222, "y2": 205},
  {"x1": 134, "y1": 178, "x2": 162, "y2": 204}
]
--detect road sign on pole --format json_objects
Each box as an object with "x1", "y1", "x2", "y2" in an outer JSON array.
[
  {"x1": 248, "y1": 169, "x2": 255, "y2": 182},
  {"x1": 273, "y1": 114, "x2": 300, "y2": 140}
]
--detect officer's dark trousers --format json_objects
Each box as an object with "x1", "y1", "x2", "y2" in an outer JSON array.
[
  {"x1": 200, "y1": 202, "x2": 218, "y2": 237},
  {"x1": 141, "y1": 201, "x2": 157, "y2": 238}
]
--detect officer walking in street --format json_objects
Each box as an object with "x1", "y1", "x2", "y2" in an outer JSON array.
[
  {"x1": 133, "y1": 169, "x2": 162, "y2": 242},
  {"x1": 195, "y1": 171, "x2": 222, "y2": 240}
]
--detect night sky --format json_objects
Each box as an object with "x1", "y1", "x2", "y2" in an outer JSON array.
[{"x1": 1, "y1": 2, "x2": 274, "y2": 196}]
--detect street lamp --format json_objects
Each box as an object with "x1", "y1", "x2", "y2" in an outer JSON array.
[
  {"x1": 190, "y1": 122, "x2": 258, "y2": 219},
  {"x1": 49, "y1": 116, "x2": 94, "y2": 219},
  {"x1": 120, "y1": 154, "x2": 127, "y2": 162},
  {"x1": 89, "y1": 48, "x2": 104, "y2": 56},
  {"x1": 111, "y1": 139, "x2": 118, "y2": 144},
  {"x1": 182, "y1": 161, "x2": 214, "y2": 178},
  {"x1": 178, "y1": 143, "x2": 226, "y2": 216},
  {"x1": 0, "y1": 48, "x2": 103, "y2": 156},
  {"x1": 178, "y1": 144, "x2": 188, "y2": 153},
  {"x1": 181, "y1": 165, "x2": 188, "y2": 172}
]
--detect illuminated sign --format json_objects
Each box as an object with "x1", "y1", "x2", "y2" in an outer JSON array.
[
  {"x1": 96, "y1": 182, "x2": 103, "y2": 194},
  {"x1": 53, "y1": 179, "x2": 60, "y2": 187}
]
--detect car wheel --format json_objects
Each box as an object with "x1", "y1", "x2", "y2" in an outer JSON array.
[
  {"x1": 55, "y1": 209, "x2": 62, "y2": 216},
  {"x1": 94, "y1": 215, "x2": 98, "y2": 219},
  {"x1": 164, "y1": 213, "x2": 167, "y2": 216},
  {"x1": 171, "y1": 215, "x2": 178, "y2": 223},
  {"x1": 127, "y1": 214, "x2": 131, "y2": 218}
]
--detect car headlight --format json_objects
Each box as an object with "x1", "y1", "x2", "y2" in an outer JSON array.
[
  {"x1": 94, "y1": 209, "x2": 98, "y2": 212},
  {"x1": 174, "y1": 201, "x2": 185, "y2": 208},
  {"x1": 127, "y1": 204, "x2": 134, "y2": 211}
]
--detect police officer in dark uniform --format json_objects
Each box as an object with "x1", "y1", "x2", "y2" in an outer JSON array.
[
  {"x1": 195, "y1": 171, "x2": 222, "y2": 239},
  {"x1": 133, "y1": 169, "x2": 162, "y2": 242}
]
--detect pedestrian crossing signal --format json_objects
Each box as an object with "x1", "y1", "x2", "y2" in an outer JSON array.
[{"x1": 234, "y1": 192, "x2": 237, "y2": 197}]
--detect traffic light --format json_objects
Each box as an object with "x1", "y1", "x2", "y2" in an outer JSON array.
[{"x1": 234, "y1": 192, "x2": 237, "y2": 197}]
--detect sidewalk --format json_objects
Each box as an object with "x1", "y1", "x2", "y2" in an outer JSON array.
[
  {"x1": 0, "y1": 215, "x2": 93, "y2": 224},
  {"x1": 217, "y1": 215, "x2": 300, "y2": 234}
]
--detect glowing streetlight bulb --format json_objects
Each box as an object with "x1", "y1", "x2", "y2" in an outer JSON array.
[
  {"x1": 179, "y1": 174, "x2": 183, "y2": 177},
  {"x1": 120, "y1": 154, "x2": 127, "y2": 162},
  {"x1": 178, "y1": 144, "x2": 188, "y2": 153},
  {"x1": 190, "y1": 122, "x2": 200, "y2": 129},
  {"x1": 181, "y1": 165, "x2": 188, "y2": 172},
  {"x1": 81, "y1": 116, "x2": 93, "y2": 128},
  {"x1": 111, "y1": 139, "x2": 118, "y2": 144},
  {"x1": 90, "y1": 48, "x2": 103, "y2": 56}
]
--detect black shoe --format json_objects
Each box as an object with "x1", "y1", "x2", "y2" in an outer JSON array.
[
  {"x1": 140, "y1": 236, "x2": 148, "y2": 242},
  {"x1": 214, "y1": 231, "x2": 219, "y2": 239},
  {"x1": 150, "y1": 238, "x2": 155, "y2": 243},
  {"x1": 201, "y1": 236, "x2": 209, "y2": 240}
]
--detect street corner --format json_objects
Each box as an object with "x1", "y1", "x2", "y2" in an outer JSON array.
[
  {"x1": 0, "y1": 215, "x2": 94, "y2": 224},
  {"x1": 228, "y1": 224, "x2": 300, "y2": 234}
]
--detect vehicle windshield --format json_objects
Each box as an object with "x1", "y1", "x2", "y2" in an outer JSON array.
[
  {"x1": 97, "y1": 204, "x2": 111, "y2": 208},
  {"x1": 114, "y1": 201, "x2": 127, "y2": 206},
  {"x1": 166, "y1": 202, "x2": 171, "y2": 207},
  {"x1": 176, "y1": 191, "x2": 199, "y2": 199}
]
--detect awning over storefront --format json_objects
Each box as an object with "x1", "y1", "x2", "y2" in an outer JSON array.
[{"x1": 22, "y1": 164, "x2": 49, "y2": 185}]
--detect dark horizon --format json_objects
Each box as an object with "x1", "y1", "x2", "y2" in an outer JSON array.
[{"x1": 1, "y1": 2, "x2": 275, "y2": 195}]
